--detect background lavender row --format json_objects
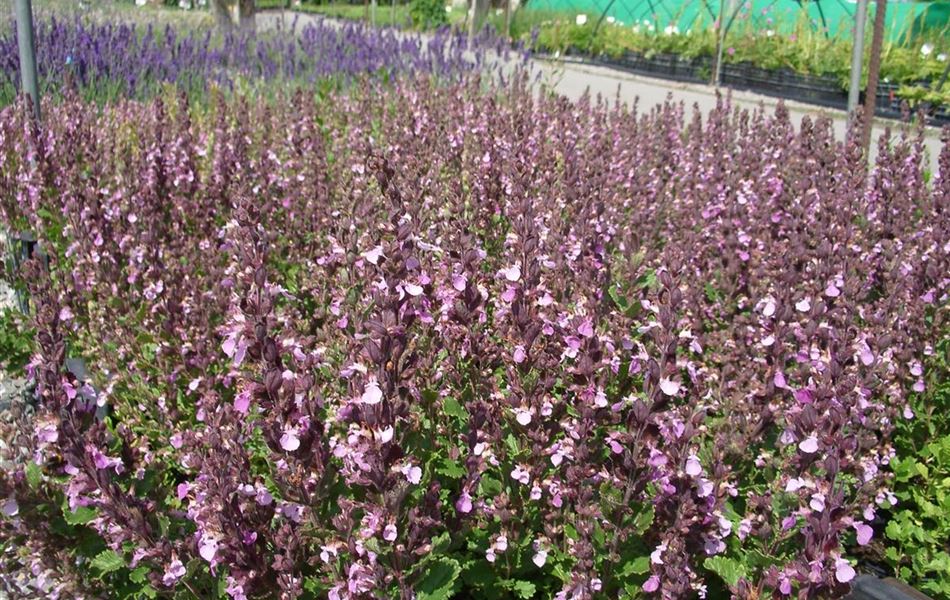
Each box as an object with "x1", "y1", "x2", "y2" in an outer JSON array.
[{"x1": 0, "y1": 16, "x2": 507, "y2": 104}]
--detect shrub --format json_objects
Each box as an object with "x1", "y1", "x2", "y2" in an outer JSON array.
[
  {"x1": 0, "y1": 78, "x2": 947, "y2": 599},
  {"x1": 408, "y1": 0, "x2": 448, "y2": 30},
  {"x1": 883, "y1": 327, "x2": 950, "y2": 597}
]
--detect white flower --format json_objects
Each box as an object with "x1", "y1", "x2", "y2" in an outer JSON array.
[
  {"x1": 532, "y1": 548, "x2": 548, "y2": 567},
  {"x1": 575, "y1": 14, "x2": 588, "y2": 25},
  {"x1": 938, "y1": 53, "x2": 947, "y2": 62},
  {"x1": 766, "y1": 29, "x2": 775, "y2": 37},
  {"x1": 606, "y1": 16, "x2": 615, "y2": 24},
  {"x1": 664, "y1": 25, "x2": 679, "y2": 35},
  {"x1": 361, "y1": 380, "x2": 383, "y2": 405},
  {"x1": 921, "y1": 43, "x2": 934, "y2": 57},
  {"x1": 659, "y1": 377, "x2": 680, "y2": 396}
]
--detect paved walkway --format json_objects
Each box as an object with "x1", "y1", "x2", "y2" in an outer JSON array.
[{"x1": 270, "y1": 11, "x2": 948, "y2": 170}]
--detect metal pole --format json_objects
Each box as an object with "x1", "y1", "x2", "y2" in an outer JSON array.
[
  {"x1": 14, "y1": 0, "x2": 41, "y2": 122},
  {"x1": 847, "y1": 0, "x2": 868, "y2": 114}
]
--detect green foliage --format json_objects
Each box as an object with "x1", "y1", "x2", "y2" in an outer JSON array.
[
  {"x1": 884, "y1": 330, "x2": 950, "y2": 598},
  {"x1": 91, "y1": 549, "x2": 126, "y2": 575},
  {"x1": 0, "y1": 308, "x2": 33, "y2": 373},
  {"x1": 415, "y1": 557, "x2": 462, "y2": 600},
  {"x1": 409, "y1": 0, "x2": 448, "y2": 30},
  {"x1": 525, "y1": 11, "x2": 949, "y2": 107},
  {"x1": 704, "y1": 556, "x2": 747, "y2": 588}
]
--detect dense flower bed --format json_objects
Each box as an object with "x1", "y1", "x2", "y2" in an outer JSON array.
[
  {"x1": 0, "y1": 77, "x2": 948, "y2": 599},
  {"x1": 0, "y1": 16, "x2": 506, "y2": 105}
]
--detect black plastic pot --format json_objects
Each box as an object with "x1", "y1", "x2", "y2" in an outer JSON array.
[
  {"x1": 722, "y1": 63, "x2": 847, "y2": 109},
  {"x1": 603, "y1": 51, "x2": 707, "y2": 84},
  {"x1": 845, "y1": 575, "x2": 932, "y2": 600}
]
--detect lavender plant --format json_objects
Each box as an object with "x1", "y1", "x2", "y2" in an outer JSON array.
[
  {"x1": 0, "y1": 78, "x2": 947, "y2": 599},
  {"x1": 0, "y1": 16, "x2": 504, "y2": 105}
]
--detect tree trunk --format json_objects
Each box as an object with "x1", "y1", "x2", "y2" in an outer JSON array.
[
  {"x1": 468, "y1": 0, "x2": 488, "y2": 40},
  {"x1": 211, "y1": 0, "x2": 235, "y2": 29},
  {"x1": 862, "y1": 0, "x2": 886, "y2": 152},
  {"x1": 239, "y1": 0, "x2": 256, "y2": 32}
]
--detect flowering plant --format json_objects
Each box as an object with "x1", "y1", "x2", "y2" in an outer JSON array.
[{"x1": 0, "y1": 75, "x2": 947, "y2": 599}]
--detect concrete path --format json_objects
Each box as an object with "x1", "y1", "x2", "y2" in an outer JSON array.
[{"x1": 263, "y1": 11, "x2": 947, "y2": 171}]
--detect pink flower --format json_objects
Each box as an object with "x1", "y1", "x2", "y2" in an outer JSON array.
[
  {"x1": 795, "y1": 298, "x2": 811, "y2": 312},
  {"x1": 532, "y1": 548, "x2": 547, "y2": 567},
  {"x1": 383, "y1": 523, "x2": 397, "y2": 542},
  {"x1": 854, "y1": 522, "x2": 873, "y2": 545},
  {"x1": 361, "y1": 380, "x2": 383, "y2": 405},
  {"x1": 799, "y1": 436, "x2": 819, "y2": 454},
  {"x1": 170, "y1": 433, "x2": 183, "y2": 449},
  {"x1": 785, "y1": 477, "x2": 806, "y2": 492},
  {"x1": 643, "y1": 575, "x2": 660, "y2": 592},
  {"x1": 773, "y1": 371, "x2": 787, "y2": 389},
  {"x1": 511, "y1": 465, "x2": 531, "y2": 485},
  {"x1": 825, "y1": 283, "x2": 841, "y2": 297},
  {"x1": 685, "y1": 455, "x2": 702, "y2": 476},
  {"x1": 162, "y1": 558, "x2": 186, "y2": 586},
  {"x1": 809, "y1": 493, "x2": 825, "y2": 512},
  {"x1": 199, "y1": 536, "x2": 218, "y2": 562},
  {"x1": 402, "y1": 463, "x2": 422, "y2": 484},
  {"x1": 659, "y1": 377, "x2": 680, "y2": 396},
  {"x1": 177, "y1": 482, "x2": 190, "y2": 501},
  {"x1": 456, "y1": 492, "x2": 473, "y2": 513},
  {"x1": 651, "y1": 542, "x2": 666, "y2": 565},
  {"x1": 779, "y1": 575, "x2": 792, "y2": 595},
  {"x1": 1, "y1": 497, "x2": 18, "y2": 517},
  {"x1": 452, "y1": 274, "x2": 467, "y2": 291},
  {"x1": 515, "y1": 407, "x2": 532, "y2": 426},
  {"x1": 280, "y1": 428, "x2": 301, "y2": 452},
  {"x1": 499, "y1": 265, "x2": 521, "y2": 282},
  {"x1": 513, "y1": 345, "x2": 526, "y2": 363},
  {"x1": 577, "y1": 319, "x2": 594, "y2": 338},
  {"x1": 363, "y1": 246, "x2": 385, "y2": 265},
  {"x1": 834, "y1": 559, "x2": 856, "y2": 583},
  {"x1": 233, "y1": 390, "x2": 251, "y2": 414}
]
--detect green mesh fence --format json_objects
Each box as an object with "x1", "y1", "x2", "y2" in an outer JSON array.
[{"x1": 521, "y1": 0, "x2": 949, "y2": 42}]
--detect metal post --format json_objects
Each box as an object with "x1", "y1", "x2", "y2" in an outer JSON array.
[
  {"x1": 371, "y1": 0, "x2": 377, "y2": 26},
  {"x1": 847, "y1": 0, "x2": 868, "y2": 114},
  {"x1": 14, "y1": 0, "x2": 40, "y2": 122}
]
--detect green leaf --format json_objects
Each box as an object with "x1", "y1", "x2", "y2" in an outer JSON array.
[
  {"x1": 129, "y1": 566, "x2": 150, "y2": 584},
  {"x1": 619, "y1": 556, "x2": 651, "y2": 577},
  {"x1": 704, "y1": 556, "x2": 746, "y2": 588},
  {"x1": 633, "y1": 505, "x2": 654, "y2": 534},
  {"x1": 430, "y1": 532, "x2": 452, "y2": 555},
  {"x1": 505, "y1": 580, "x2": 536, "y2": 599},
  {"x1": 25, "y1": 461, "x2": 42, "y2": 489},
  {"x1": 443, "y1": 396, "x2": 468, "y2": 421},
  {"x1": 63, "y1": 504, "x2": 98, "y2": 526},
  {"x1": 416, "y1": 558, "x2": 461, "y2": 600},
  {"x1": 504, "y1": 433, "x2": 519, "y2": 456},
  {"x1": 436, "y1": 458, "x2": 466, "y2": 479},
  {"x1": 478, "y1": 477, "x2": 503, "y2": 496},
  {"x1": 90, "y1": 549, "x2": 125, "y2": 575}
]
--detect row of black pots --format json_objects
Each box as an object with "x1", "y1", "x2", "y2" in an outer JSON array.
[{"x1": 567, "y1": 49, "x2": 949, "y2": 126}]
